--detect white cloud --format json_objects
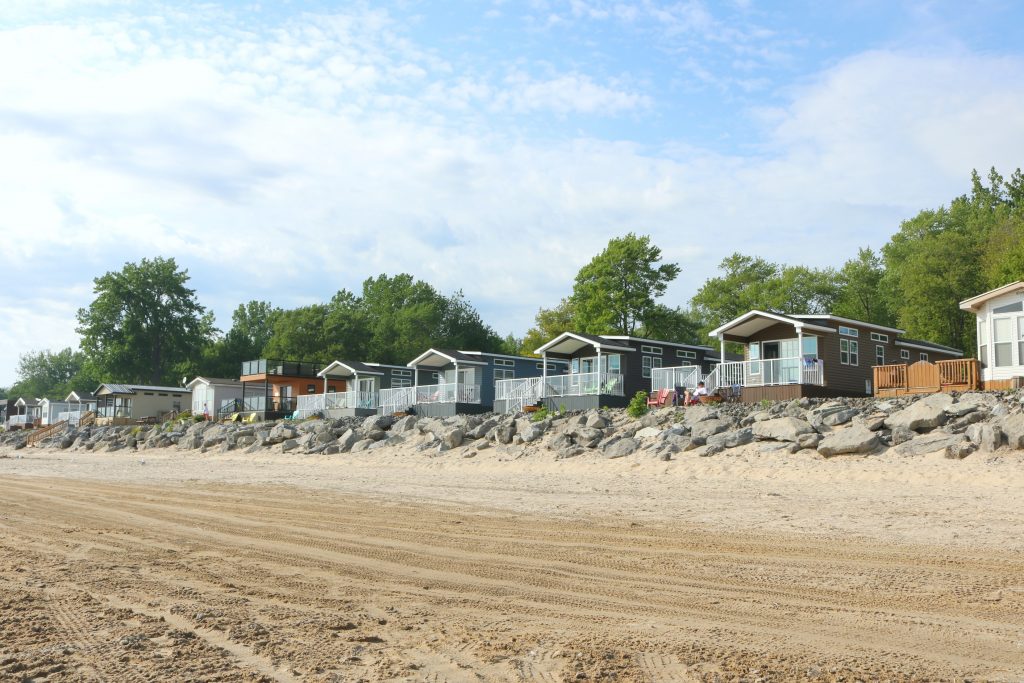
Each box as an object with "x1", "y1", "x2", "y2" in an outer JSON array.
[{"x1": 0, "y1": 7, "x2": 1022, "y2": 387}]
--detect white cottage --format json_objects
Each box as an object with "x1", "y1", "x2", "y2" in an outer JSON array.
[
  {"x1": 185, "y1": 377, "x2": 244, "y2": 420},
  {"x1": 959, "y1": 281, "x2": 1024, "y2": 389}
]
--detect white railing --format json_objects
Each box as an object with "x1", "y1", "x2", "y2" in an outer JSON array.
[
  {"x1": 651, "y1": 365, "x2": 706, "y2": 392},
  {"x1": 544, "y1": 371, "x2": 624, "y2": 398},
  {"x1": 58, "y1": 409, "x2": 90, "y2": 426},
  {"x1": 380, "y1": 386, "x2": 416, "y2": 414},
  {"x1": 7, "y1": 415, "x2": 31, "y2": 426},
  {"x1": 416, "y1": 382, "x2": 481, "y2": 404},
  {"x1": 495, "y1": 376, "x2": 544, "y2": 413},
  {"x1": 295, "y1": 391, "x2": 378, "y2": 417},
  {"x1": 714, "y1": 357, "x2": 824, "y2": 389}
]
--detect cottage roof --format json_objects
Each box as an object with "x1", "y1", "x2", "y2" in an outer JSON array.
[
  {"x1": 958, "y1": 281, "x2": 1024, "y2": 312},
  {"x1": 708, "y1": 310, "x2": 836, "y2": 339},
  {"x1": 95, "y1": 383, "x2": 191, "y2": 396},
  {"x1": 407, "y1": 348, "x2": 488, "y2": 368},
  {"x1": 790, "y1": 314, "x2": 905, "y2": 335},
  {"x1": 318, "y1": 360, "x2": 386, "y2": 378},
  {"x1": 895, "y1": 338, "x2": 964, "y2": 356},
  {"x1": 185, "y1": 377, "x2": 242, "y2": 389},
  {"x1": 600, "y1": 335, "x2": 715, "y2": 351},
  {"x1": 535, "y1": 332, "x2": 634, "y2": 356},
  {"x1": 64, "y1": 390, "x2": 96, "y2": 402}
]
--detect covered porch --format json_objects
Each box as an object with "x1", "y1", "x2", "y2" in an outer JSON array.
[
  {"x1": 293, "y1": 360, "x2": 383, "y2": 418},
  {"x1": 7, "y1": 398, "x2": 41, "y2": 429},
  {"x1": 707, "y1": 311, "x2": 829, "y2": 402},
  {"x1": 379, "y1": 349, "x2": 487, "y2": 417},
  {"x1": 94, "y1": 388, "x2": 134, "y2": 426}
]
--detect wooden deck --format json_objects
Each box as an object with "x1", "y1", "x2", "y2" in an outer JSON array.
[{"x1": 873, "y1": 359, "x2": 980, "y2": 398}]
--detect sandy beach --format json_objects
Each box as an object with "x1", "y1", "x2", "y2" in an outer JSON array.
[{"x1": 2, "y1": 443, "x2": 1024, "y2": 681}]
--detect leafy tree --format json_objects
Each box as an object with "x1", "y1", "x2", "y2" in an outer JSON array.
[
  {"x1": 833, "y1": 248, "x2": 895, "y2": 326},
  {"x1": 198, "y1": 300, "x2": 283, "y2": 378},
  {"x1": 521, "y1": 299, "x2": 576, "y2": 355},
  {"x1": 497, "y1": 333, "x2": 524, "y2": 357},
  {"x1": 262, "y1": 304, "x2": 332, "y2": 362},
  {"x1": 690, "y1": 254, "x2": 781, "y2": 332},
  {"x1": 570, "y1": 233, "x2": 680, "y2": 335},
  {"x1": 638, "y1": 305, "x2": 701, "y2": 344},
  {"x1": 76, "y1": 257, "x2": 213, "y2": 385},
  {"x1": 7, "y1": 348, "x2": 98, "y2": 399},
  {"x1": 437, "y1": 291, "x2": 503, "y2": 352}
]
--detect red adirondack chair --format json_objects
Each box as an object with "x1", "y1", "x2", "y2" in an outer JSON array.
[{"x1": 647, "y1": 388, "x2": 671, "y2": 408}]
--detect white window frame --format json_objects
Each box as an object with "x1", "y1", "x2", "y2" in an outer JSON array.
[
  {"x1": 392, "y1": 378, "x2": 412, "y2": 388},
  {"x1": 641, "y1": 355, "x2": 662, "y2": 378},
  {"x1": 920, "y1": 352, "x2": 929, "y2": 362},
  {"x1": 676, "y1": 349, "x2": 696, "y2": 359},
  {"x1": 870, "y1": 332, "x2": 889, "y2": 343},
  {"x1": 875, "y1": 344, "x2": 885, "y2": 366},
  {"x1": 839, "y1": 326, "x2": 859, "y2": 337},
  {"x1": 640, "y1": 345, "x2": 662, "y2": 355},
  {"x1": 493, "y1": 368, "x2": 515, "y2": 386},
  {"x1": 840, "y1": 338, "x2": 859, "y2": 366},
  {"x1": 392, "y1": 369, "x2": 412, "y2": 377},
  {"x1": 900, "y1": 349, "x2": 910, "y2": 360},
  {"x1": 493, "y1": 358, "x2": 515, "y2": 367}
]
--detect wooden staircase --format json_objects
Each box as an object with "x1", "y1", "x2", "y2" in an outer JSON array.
[
  {"x1": 27, "y1": 420, "x2": 68, "y2": 447},
  {"x1": 78, "y1": 411, "x2": 96, "y2": 427}
]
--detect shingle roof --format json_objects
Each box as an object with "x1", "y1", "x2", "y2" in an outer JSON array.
[{"x1": 97, "y1": 383, "x2": 191, "y2": 395}]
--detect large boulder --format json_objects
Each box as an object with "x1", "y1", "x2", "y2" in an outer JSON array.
[
  {"x1": 335, "y1": 429, "x2": 360, "y2": 452},
  {"x1": 391, "y1": 415, "x2": 419, "y2": 434},
  {"x1": 570, "y1": 427, "x2": 604, "y2": 449},
  {"x1": 895, "y1": 432, "x2": 973, "y2": 458},
  {"x1": 822, "y1": 408, "x2": 858, "y2": 427},
  {"x1": 689, "y1": 419, "x2": 731, "y2": 443},
  {"x1": 751, "y1": 417, "x2": 814, "y2": 442},
  {"x1": 494, "y1": 422, "x2": 516, "y2": 444},
  {"x1": 466, "y1": 418, "x2": 497, "y2": 440},
  {"x1": 267, "y1": 423, "x2": 299, "y2": 444},
  {"x1": 884, "y1": 394, "x2": 953, "y2": 432},
  {"x1": 634, "y1": 426, "x2": 662, "y2": 439},
  {"x1": 442, "y1": 428, "x2": 464, "y2": 450},
  {"x1": 682, "y1": 405, "x2": 718, "y2": 425},
  {"x1": 1000, "y1": 413, "x2": 1024, "y2": 449},
  {"x1": 584, "y1": 413, "x2": 609, "y2": 429},
  {"x1": 966, "y1": 423, "x2": 1003, "y2": 452},
  {"x1": 817, "y1": 425, "x2": 880, "y2": 457},
  {"x1": 603, "y1": 437, "x2": 638, "y2": 459},
  {"x1": 706, "y1": 427, "x2": 754, "y2": 449}
]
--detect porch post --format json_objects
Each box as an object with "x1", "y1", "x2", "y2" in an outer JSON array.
[
  {"x1": 796, "y1": 326, "x2": 804, "y2": 385},
  {"x1": 596, "y1": 346, "x2": 603, "y2": 393},
  {"x1": 453, "y1": 361, "x2": 459, "y2": 403},
  {"x1": 413, "y1": 363, "x2": 419, "y2": 405},
  {"x1": 541, "y1": 352, "x2": 548, "y2": 399},
  {"x1": 719, "y1": 335, "x2": 725, "y2": 365}
]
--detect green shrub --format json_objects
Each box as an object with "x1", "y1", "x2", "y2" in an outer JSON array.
[
  {"x1": 530, "y1": 406, "x2": 549, "y2": 422},
  {"x1": 759, "y1": 398, "x2": 773, "y2": 410},
  {"x1": 627, "y1": 391, "x2": 649, "y2": 419}
]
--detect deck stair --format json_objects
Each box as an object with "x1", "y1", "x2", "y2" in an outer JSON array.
[
  {"x1": 78, "y1": 411, "x2": 96, "y2": 427},
  {"x1": 27, "y1": 420, "x2": 68, "y2": 446}
]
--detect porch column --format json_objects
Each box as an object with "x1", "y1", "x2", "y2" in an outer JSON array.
[
  {"x1": 719, "y1": 335, "x2": 725, "y2": 366},
  {"x1": 323, "y1": 375, "x2": 328, "y2": 395},
  {"x1": 352, "y1": 372, "x2": 359, "y2": 407},
  {"x1": 541, "y1": 352, "x2": 548, "y2": 399},
  {"x1": 596, "y1": 346, "x2": 603, "y2": 393},
  {"x1": 796, "y1": 326, "x2": 804, "y2": 385},
  {"x1": 453, "y1": 362, "x2": 459, "y2": 403},
  {"x1": 413, "y1": 363, "x2": 419, "y2": 404}
]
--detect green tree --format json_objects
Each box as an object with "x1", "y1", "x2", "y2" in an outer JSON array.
[
  {"x1": 76, "y1": 257, "x2": 213, "y2": 385},
  {"x1": 7, "y1": 348, "x2": 97, "y2": 398},
  {"x1": 521, "y1": 299, "x2": 575, "y2": 355},
  {"x1": 199, "y1": 300, "x2": 283, "y2": 378},
  {"x1": 833, "y1": 248, "x2": 895, "y2": 326},
  {"x1": 638, "y1": 304, "x2": 701, "y2": 344},
  {"x1": 262, "y1": 304, "x2": 332, "y2": 362},
  {"x1": 570, "y1": 233, "x2": 680, "y2": 335}
]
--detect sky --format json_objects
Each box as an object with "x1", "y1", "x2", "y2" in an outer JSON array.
[{"x1": 2, "y1": 0, "x2": 1024, "y2": 386}]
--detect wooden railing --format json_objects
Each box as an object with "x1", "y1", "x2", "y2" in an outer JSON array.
[
  {"x1": 873, "y1": 359, "x2": 980, "y2": 397},
  {"x1": 27, "y1": 420, "x2": 68, "y2": 446},
  {"x1": 78, "y1": 411, "x2": 96, "y2": 427}
]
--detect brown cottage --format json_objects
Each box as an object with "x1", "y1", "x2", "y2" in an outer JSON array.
[{"x1": 708, "y1": 311, "x2": 963, "y2": 402}]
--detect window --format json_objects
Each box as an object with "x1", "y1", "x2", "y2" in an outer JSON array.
[
  {"x1": 920, "y1": 352, "x2": 929, "y2": 362},
  {"x1": 839, "y1": 326, "x2": 859, "y2": 337},
  {"x1": 900, "y1": 349, "x2": 910, "y2": 360},
  {"x1": 493, "y1": 358, "x2": 515, "y2": 367},
  {"x1": 605, "y1": 354, "x2": 622, "y2": 374},
  {"x1": 392, "y1": 369, "x2": 412, "y2": 377},
  {"x1": 870, "y1": 332, "x2": 889, "y2": 343},
  {"x1": 676, "y1": 349, "x2": 696, "y2": 359},
  {"x1": 493, "y1": 368, "x2": 515, "y2": 385},
  {"x1": 158, "y1": 393, "x2": 168, "y2": 397},
  {"x1": 840, "y1": 339, "x2": 859, "y2": 366},
  {"x1": 641, "y1": 355, "x2": 662, "y2": 378},
  {"x1": 535, "y1": 362, "x2": 560, "y2": 371},
  {"x1": 571, "y1": 358, "x2": 580, "y2": 374},
  {"x1": 876, "y1": 345, "x2": 885, "y2": 366},
  {"x1": 327, "y1": 385, "x2": 337, "y2": 393},
  {"x1": 748, "y1": 342, "x2": 761, "y2": 374},
  {"x1": 993, "y1": 301, "x2": 1024, "y2": 314},
  {"x1": 640, "y1": 345, "x2": 662, "y2": 354},
  {"x1": 306, "y1": 384, "x2": 316, "y2": 394},
  {"x1": 392, "y1": 378, "x2": 412, "y2": 388},
  {"x1": 994, "y1": 317, "x2": 1013, "y2": 367},
  {"x1": 1019, "y1": 318, "x2": 1024, "y2": 368},
  {"x1": 802, "y1": 336, "x2": 818, "y2": 358},
  {"x1": 978, "y1": 317, "x2": 988, "y2": 367},
  {"x1": 144, "y1": 392, "x2": 154, "y2": 396}
]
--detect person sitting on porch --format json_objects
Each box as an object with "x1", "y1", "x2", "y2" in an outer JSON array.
[{"x1": 684, "y1": 382, "x2": 708, "y2": 406}]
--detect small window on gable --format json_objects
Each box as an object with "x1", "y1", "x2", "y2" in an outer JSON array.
[
  {"x1": 839, "y1": 326, "x2": 859, "y2": 337},
  {"x1": 870, "y1": 332, "x2": 889, "y2": 343},
  {"x1": 640, "y1": 345, "x2": 662, "y2": 354},
  {"x1": 992, "y1": 301, "x2": 1024, "y2": 314},
  {"x1": 900, "y1": 349, "x2": 910, "y2": 360}
]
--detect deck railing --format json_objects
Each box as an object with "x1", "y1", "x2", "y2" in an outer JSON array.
[
  {"x1": 651, "y1": 365, "x2": 705, "y2": 393},
  {"x1": 294, "y1": 391, "x2": 378, "y2": 417},
  {"x1": 494, "y1": 377, "x2": 544, "y2": 412},
  {"x1": 545, "y1": 371, "x2": 624, "y2": 398},
  {"x1": 379, "y1": 386, "x2": 416, "y2": 414},
  {"x1": 378, "y1": 382, "x2": 483, "y2": 414},
  {"x1": 58, "y1": 409, "x2": 91, "y2": 426},
  {"x1": 712, "y1": 357, "x2": 824, "y2": 391},
  {"x1": 873, "y1": 359, "x2": 980, "y2": 396},
  {"x1": 7, "y1": 415, "x2": 31, "y2": 427}
]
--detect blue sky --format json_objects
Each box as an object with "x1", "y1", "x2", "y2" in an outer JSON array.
[{"x1": 2, "y1": 0, "x2": 1024, "y2": 386}]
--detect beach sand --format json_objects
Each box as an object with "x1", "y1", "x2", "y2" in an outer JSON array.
[{"x1": 1, "y1": 442, "x2": 1023, "y2": 680}]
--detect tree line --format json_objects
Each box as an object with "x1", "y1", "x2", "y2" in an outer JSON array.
[{"x1": 3, "y1": 167, "x2": 1021, "y2": 401}]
